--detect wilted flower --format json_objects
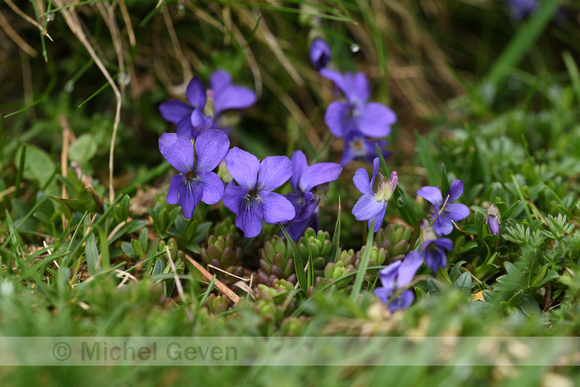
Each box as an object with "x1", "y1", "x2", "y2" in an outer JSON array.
[
  {"x1": 320, "y1": 69, "x2": 396, "y2": 138},
  {"x1": 309, "y1": 38, "x2": 331, "y2": 71},
  {"x1": 223, "y1": 148, "x2": 295, "y2": 238},
  {"x1": 159, "y1": 70, "x2": 256, "y2": 139},
  {"x1": 285, "y1": 150, "x2": 342, "y2": 240},
  {"x1": 486, "y1": 204, "x2": 501, "y2": 235},
  {"x1": 352, "y1": 158, "x2": 397, "y2": 232},
  {"x1": 417, "y1": 179, "x2": 470, "y2": 236},
  {"x1": 374, "y1": 251, "x2": 423, "y2": 312},
  {"x1": 158, "y1": 130, "x2": 229, "y2": 219}
]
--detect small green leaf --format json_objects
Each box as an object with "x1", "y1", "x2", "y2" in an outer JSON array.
[
  {"x1": 520, "y1": 295, "x2": 541, "y2": 318},
  {"x1": 453, "y1": 272, "x2": 472, "y2": 293},
  {"x1": 17, "y1": 144, "x2": 58, "y2": 194},
  {"x1": 85, "y1": 233, "x2": 99, "y2": 276},
  {"x1": 507, "y1": 289, "x2": 525, "y2": 308},
  {"x1": 69, "y1": 134, "x2": 98, "y2": 165}
]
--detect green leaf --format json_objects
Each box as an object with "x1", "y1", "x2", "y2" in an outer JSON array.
[
  {"x1": 453, "y1": 272, "x2": 472, "y2": 293},
  {"x1": 328, "y1": 199, "x2": 341, "y2": 264},
  {"x1": 416, "y1": 135, "x2": 439, "y2": 186},
  {"x1": 16, "y1": 144, "x2": 58, "y2": 194},
  {"x1": 485, "y1": 0, "x2": 561, "y2": 85},
  {"x1": 503, "y1": 200, "x2": 524, "y2": 219},
  {"x1": 85, "y1": 233, "x2": 99, "y2": 276},
  {"x1": 507, "y1": 289, "x2": 525, "y2": 308},
  {"x1": 152, "y1": 258, "x2": 166, "y2": 276},
  {"x1": 351, "y1": 221, "x2": 374, "y2": 300},
  {"x1": 520, "y1": 295, "x2": 541, "y2": 318},
  {"x1": 50, "y1": 197, "x2": 97, "y2": 219},
  {"x1": 68, "y1": 134, "x2": 98, "y2": 165},
  {"x1": 279, "y1": 223, "x2": 307, "y2": 293}
]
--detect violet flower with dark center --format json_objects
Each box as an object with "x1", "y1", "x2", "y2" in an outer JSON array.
[
  {"x1": 158, "y1": 130, "x2": 229, "y2": 219},
  {"x1": 223, "y1": 147, "x2": 295, "y2": 238},
  {"x1": 374, "y1": 251, "x2": 423, "y2": 312},
  {"x1": 285, "y1": 150, "x2": 342, "y2": 240},
  {"x1": 309, "y1": 38, "x2": 331, "y2": 71},
  {"x1": 486, "y1": 204, "x2": 501, "y2": 235},
  {"x1": 416, "y1": 179, "x2": 470, "y2": 236},
  {"x1": 159, "y1": 70, "x2": 256, "y2": 139},
  {"x1": 352, "y1": 157, "x2": 397, "y2": 232},
  {"x1": 320, "y1": 68, "x2": 396, "y2": 138},
  {"x1": 340, "y1": 130, "x2": 390, "y2": 166}
]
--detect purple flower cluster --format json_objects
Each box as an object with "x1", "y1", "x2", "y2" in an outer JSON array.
[
  {"x1": 159, "y1": 129, "x2": 342, "y2": 239},
  {"x1": 308, "y1": 38, "x2": 395, "y2": 166},
  {"x1": 159, "y1": 70, "x2": 256, "y2": 139}
]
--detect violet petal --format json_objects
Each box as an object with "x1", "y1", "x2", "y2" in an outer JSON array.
[
  {"x1": 260, "y1": 191, "x2": 296, "y2": 224},
  {"x1": 225, "y1": 147, "x2": 260, "y2": 190},
  {"x1": 159, "y1": 100, "x2": 192, "y2": 124},
  {"x1": 194, "y1": 129, "x2": 230, "y2": 172},
  {"x1": 186, "y1": 77, "x2": 207, "y2": 110},
  {"x1": 257, "y1": 156, "x2": 292, "y2": 192},
  {"x1": 159, "y1": 133, "x2": 194, "y2": 174},
  {"x1": 197, "y1": 171, "x2": 224, "y2": 205},
  {"x1": 299, "y1": 162, "x2": 342, "y2": 193}
]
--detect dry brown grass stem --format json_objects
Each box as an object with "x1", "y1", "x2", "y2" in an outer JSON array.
[
  {"x1": 54, "y1": 0, "x2": 122, "y2": 203},
  {"x1": 162, "y1": 6, "x2": 193, "y2": 82},
  {"x1": 97, "y1": 2, "x2": 127, "y2": 96},
  {"x1": 5, "y1": 0, "x2": 53, "y2": 41},
  {"x1": 118, "y1": 0, "x2": 136, "y2": 47},
  {"x1": 185, "y1": 254, "x2": 240, "y2": 304},
  {"x1": 0, "y1": 11, "x2": 38, "y2": 57},
  {"x1": 237, "y1": 8, "x2": 304, "y2": 88},
  {"x1": 166, "y1": 247, "x2": 193, "y2": 322},
  {"x1": 59, "y1": 115, "x2": 73, "y2": 230}
]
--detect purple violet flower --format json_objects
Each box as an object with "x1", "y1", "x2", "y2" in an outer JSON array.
[
  {"x1": 285, "y1": 150, "x2": 342, "y2": 240},
  {"x1": 352, "y1": 158, "x2": 398, "y2": 232},
  {"x1": 421, "y1": 238, "x2": 453, "y2": 272},
  {"x1": 309, "y1": 38, "x2": 331, "y2": 71},
  {"x1": 418, "y1": 221, "x2": 453, "y2": 271},
  {"x1": 158, "y1": 130, "x2": 229, "y2": 219},
  {"x1": 416, "y1": 179, "x2": 470, "y2": 236},
  {"x1": 340, "y1": 130, "x2": 390, "y2": 166},
  {"x1": 223, "y1": 148, "x2": 296, "y2": 238},
  {"x1": 159, "y1": 70, "x2": 256, "y2": 139},
  {"x1": 374, "y1": 251, "x2": 423, "y2": 312},
  {"x1": 320, "y1": 68, "x2": 396, "y2": 138},
  {"x1": 486, "y1": 204, "x2": 501, "y2": 236}
]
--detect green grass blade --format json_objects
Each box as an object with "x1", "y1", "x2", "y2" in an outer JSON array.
[
  {"x1": 350, "y1": 220, "x2": 374, "y2": 300},
  {"x1": 328, "y1": 198, "x2": 342, "y2": 264},
  {"x1": 279, "y1": 223, "x2": 307, "y2": 292},
  {"x1": 485, "y1": 0, "x2": 561, "y2": 85}
]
